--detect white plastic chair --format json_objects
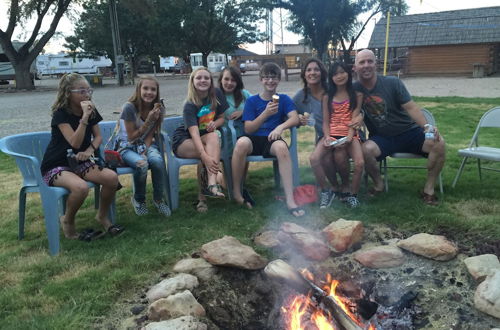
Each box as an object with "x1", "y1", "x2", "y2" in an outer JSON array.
[
  {"x1": 380, "y1": 109, "x2": 444, "y2": 193},
  {"x1": 452, "y1": 106, "x2": 500, "y2": 187}
]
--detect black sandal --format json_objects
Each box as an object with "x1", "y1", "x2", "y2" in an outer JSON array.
[
  {"x1": 107, "y1": 224, "x2": 125, "y2": 237},
  {"x1": 204, "y1": 184, "x2": 225, "y2": 199}
]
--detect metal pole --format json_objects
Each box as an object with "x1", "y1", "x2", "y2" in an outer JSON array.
[
  {"x1": 383, "y1": 12, "x2": 391, "y2": 76},
  {"x1": 109, "y1": 0, "x2": 124, "y2": 86}
]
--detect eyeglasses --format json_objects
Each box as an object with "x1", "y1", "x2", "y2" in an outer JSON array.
[
  {"x1": 70, "y1": 88, "x2": 94, "y2": 95},
  {"x1": 261, "y1": 76, "x2": 279, "y2": 81}
]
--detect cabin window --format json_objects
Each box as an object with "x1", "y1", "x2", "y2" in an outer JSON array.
[{"x1": 59, "y1": 61, "x2": 69, "y2": 66}]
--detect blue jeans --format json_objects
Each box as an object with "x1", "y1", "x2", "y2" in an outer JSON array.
[{"x1": 120, "y1": 143, "x2": 165, "y2": 203}]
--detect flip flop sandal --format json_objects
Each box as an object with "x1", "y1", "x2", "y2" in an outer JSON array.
[
  {"x1": 78, "y1": 228, "x2": 96, "y2": 242},
  {"x1": 288, "y1": 207, "x2": 306, "y2": 218},
  {"x1": 421, "y1": 191, "x2": 439, "y2": 206},
  {"x1": 242, "y1": 189, "x2": 255, "y2": 207},
  {"x1": 194, "y1": 200, "x2": 208, "y2": 213},
  {"x1": 204, "y1": 184, "x2": 225, "y2": 199},
  {"x1": 107, "y1": 224, "x2": 125, "y2": 237}
]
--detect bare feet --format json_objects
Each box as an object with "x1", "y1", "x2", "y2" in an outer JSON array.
[
  {"x1": 60, "y1": 215, "x2": 78, "y2": 239},
  {"x1": 95, "y1": 215, "x2": 113, "y2": 232}
]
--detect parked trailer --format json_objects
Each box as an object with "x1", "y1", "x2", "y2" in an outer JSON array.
[
  {"x1": 0, "y1": 42, "x2": 37, "y2": 83},
  {"x1": 36, "y1": 54, "x2": 112, "y2": 76},
  {"x1": 190, "y1": 52, "x2": 227, "y2": 72}
]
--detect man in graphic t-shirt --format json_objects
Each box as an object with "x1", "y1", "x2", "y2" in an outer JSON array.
[{"x1": 353, "y1": 49, "x2": 446, "y2": 205}]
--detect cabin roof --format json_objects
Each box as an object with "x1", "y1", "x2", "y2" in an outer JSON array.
[{"x1": 368, "y1": 6, "x2": 500, "y2": 48}]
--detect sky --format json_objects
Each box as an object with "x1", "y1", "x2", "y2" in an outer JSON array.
[{"x1": 1, "y1": 0, "x2": 500, "y2": 55}]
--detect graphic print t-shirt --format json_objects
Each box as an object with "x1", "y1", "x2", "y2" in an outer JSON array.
[
  {"x1": 354, "y1": 76, "x2": 417, "y2": 137},
  {"x1": 182, "y1": 88, "x2": 228, "y2": 135}
]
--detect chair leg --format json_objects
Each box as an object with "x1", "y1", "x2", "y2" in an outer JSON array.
[
  {"x1": 222, "y1": 157, "x2": 233, "y2": 200},
  {"x1": 477, "y1": 159, "x2": 482, "y2": 181},
  {"x1": 169, "y1": 166, "x2": 180, "y2": 210},
  {"x1": 452, "y1": 157, "x2": 468, "y2": 188},
  {"x1": 291, "y1": 152, "x2": 300, "y2": 187},
  {"x1": 40, "y1": 194, "x2": 63, "y2": 256},
  {"x1": 438, "y1": 172, "x2": 444, "y2": 194},
  {"x1": 94, "y1": 184, "x2": 100, "y2": 210},
  {"x1": 272, "y1": 160, "x2": 280, "y2": 188},
  {"x1": 382, "y1": 158, "x2": 388, "y2": 192},
  {"x1": 18, "y1": 187, "x2": 27, "y2": 240}
]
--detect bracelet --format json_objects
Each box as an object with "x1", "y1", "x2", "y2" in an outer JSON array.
[
  {"x1": 89, "y1": 143, "x2": 97, "y2": 151},
  {"x1": 79, "y1": 119, "x2": 88, "y2": 126}
]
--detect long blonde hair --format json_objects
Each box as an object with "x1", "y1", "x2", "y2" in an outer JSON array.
[
  {"x1": 51, "y1": 73, "x2": 86, "y2": 113},
  {"x1": 186, "y1": 67, "x2": 217, "y2": 111},
  {"x1": 128, "y1": 75, "x2": 160, "y2": 113}
]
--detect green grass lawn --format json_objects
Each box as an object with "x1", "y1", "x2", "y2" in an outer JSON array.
[{"x1": 1, "y1": 97, "x2": 499, "y2": 329}]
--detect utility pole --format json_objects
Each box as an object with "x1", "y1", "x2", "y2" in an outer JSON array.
[{"x1": 109, "y1": 0, "x2": 124, "y2": 86}]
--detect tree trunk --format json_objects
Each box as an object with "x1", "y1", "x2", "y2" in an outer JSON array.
[
  {"x1": 13, "y1": 60, "x2": 34, "y2": 90},
  {"x1": 202, "y1": 52, "x2": 209, "y2": 68}
]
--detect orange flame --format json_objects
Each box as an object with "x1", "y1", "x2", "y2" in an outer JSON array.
[{"x1": 284, "y1": 271, "x2": 377, "y2": 330}]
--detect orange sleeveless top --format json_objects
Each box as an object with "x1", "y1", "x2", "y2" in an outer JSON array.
[{"x1": 329, "y1": 99, "x2": 352, "y2": 137}]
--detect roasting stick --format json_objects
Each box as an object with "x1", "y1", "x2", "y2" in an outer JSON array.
[{"x1": 264, "y1": 260, "x2": 364, "y2": 330}]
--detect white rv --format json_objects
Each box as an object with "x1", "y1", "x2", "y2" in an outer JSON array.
[
  {"x1": 0, "y1": 42, "x2": 37, "y2": 83},
  {"x1": 36, "y1": 54, "x2": 112, "y2": 75},
  {"x1": 190, "y1": 52, "x2": 227, "y2": 72}
]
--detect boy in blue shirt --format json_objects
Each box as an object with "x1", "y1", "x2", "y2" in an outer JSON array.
[{"x1": 231, "y1": 62, "x2": 304, "y2": 217}]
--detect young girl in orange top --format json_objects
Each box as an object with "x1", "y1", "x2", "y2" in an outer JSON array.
[{"x1": 322, "y1": 62, "x2": 364, "y2": 207}]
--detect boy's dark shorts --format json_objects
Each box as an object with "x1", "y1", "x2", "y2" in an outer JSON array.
[
  {"x1": 371, "y1": 126, "x2": 428, "y2": 161},
  {"x1": 242, "y1": 135, "x2": 287, "y2": 158}
]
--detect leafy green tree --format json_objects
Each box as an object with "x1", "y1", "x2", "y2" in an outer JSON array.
[
  {"x1": 265, "y1": 0, "x2": 407, "y2": 63},
  {"x1": 178, "y1": 0, "x2": 264, "y2": 67},
  {"x1": 0, "y1": 0, "x2": 76, "y2": 90}
]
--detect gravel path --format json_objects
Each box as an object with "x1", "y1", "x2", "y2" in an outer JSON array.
[{"x1": 0, "y1": 73, "x2": 499, "y2": 137}]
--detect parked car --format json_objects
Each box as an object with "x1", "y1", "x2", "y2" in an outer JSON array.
[{"x1": 239, "y1": 63, "x2": 246, "y2": 73}]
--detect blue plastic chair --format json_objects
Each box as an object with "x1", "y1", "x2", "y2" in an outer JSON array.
[
  {"x1": 0, "y1": 132, "x2": 109, "y2": 256},
  {"x1": 224, "y1": 120, "x2": 300, "y2": 197},
  {"x1": 162, "y1": 116, "x2": 232, "y2": 210}
]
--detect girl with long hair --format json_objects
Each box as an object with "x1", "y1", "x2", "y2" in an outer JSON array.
[
  {"x1": 322, "y1": 62, "x2": 364, "y2": 207},
  {"x1": 117, "y1": 75, "x2": 171, "y2": 217},
  {"x1": 40, "y1": 73, "x2": 123, "y2": 240},
  {"x1": 172, "y1": 67, "x2": 229, "y2": 212}
]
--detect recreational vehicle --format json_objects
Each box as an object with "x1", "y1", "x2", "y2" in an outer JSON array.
[
  {"x1": 190, "y1": 52, "x2": 227, "y2": 72},
  {"x1": 36, "y1": 54, "x2": 112, "y2": 76},
  {"x1": 0, "y1": 42, "x2": 37, "y2": 83}
]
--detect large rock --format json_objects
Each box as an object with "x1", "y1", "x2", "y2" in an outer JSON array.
[
  {"x1": 200, "y1": 236, "x2": 268, "y2": 270},
  {"x1": 254, "y1": 231, "x2": 280, "y2": 248},
  {"x1": 464, "y1": 254, "x2": 500, "y2": 281},
  {"x1": 354, "y1": 245, "x2": 405, "y2": 268},
  {"x1": 322, "y1": 218, "x2": 364, "y2": 253},
  {"x1": 474, "y1": 269, "x2": 500, "y2": 319},
  {"x1": 277, "y1": 222, "x2": 330, "y2": 261},
  {"x1": 143, "y1": 316, "x2": 207, "y2": 330},
  {"x1": 148, "y1": 290, "x2": 206, "y2": 321},
  {"x1": 397, "y1": 233, "x2": 458, "y2": 261},
  {"x1": 173, "y1": 258, "x2": 216, "y2": 281},
  {"x1": 146, "y1": 273, "x2": 199, "y2": 303}
]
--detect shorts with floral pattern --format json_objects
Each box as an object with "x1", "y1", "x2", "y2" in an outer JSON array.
[{"x1": 42, "y1": 161, "x2": 99, "y2": 186}]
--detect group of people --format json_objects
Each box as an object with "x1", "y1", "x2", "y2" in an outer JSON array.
[{"x1": 40, "y1": 49, "x2": 446, "y2": 241}]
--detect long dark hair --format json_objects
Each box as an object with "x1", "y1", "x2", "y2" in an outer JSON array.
[
  {"x1": 218, "y1": 66, "x2": 245, "y2": 108},
  {"x1": 300, "y1": 58, "x2": 328, "y2": 103},
  {"x1": 327, "y1": 61, "x2": 357, "y2": 113}
]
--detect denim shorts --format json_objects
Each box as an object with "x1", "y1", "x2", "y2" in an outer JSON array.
[{"x1": 370, "y1": 127, "x2": 427, "y2": 161}]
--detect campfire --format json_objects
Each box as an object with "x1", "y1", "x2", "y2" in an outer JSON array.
[
  {"x1": 266, "y1": 259, "x2": 419, "y2": 330},
  {"x1": 280, "y1": 268, "x2": 376, "y2": 330}
]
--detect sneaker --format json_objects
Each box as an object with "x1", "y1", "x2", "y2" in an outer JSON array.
[
  {"x1": 319, "y1": 189, "x2": 334, "y2": 209},
  {"x1": 131, "y1": 196, "x2": 148, "y2": 216},
  {"x1": 345, "y1": 195, "x2": 360, "y2": 208},
  {"x1": 154, "y1": 200, "x2": 172, "y2": 217}
]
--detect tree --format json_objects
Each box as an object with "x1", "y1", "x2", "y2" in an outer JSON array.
[
  {"x1": 265, "y1": 0, "x2": 407, "y2": 63},
  {"x1": 175, "y1": 0, "x2": 264, "y2": 67},
  {"x1": 66, "y1": 0, "x2": 165, "y2": 77},
  {"x1": 0, "y1": 0, "x2": 75, "y2": 90}
]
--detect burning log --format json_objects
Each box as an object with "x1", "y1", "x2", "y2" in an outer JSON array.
[{"x1": 264, "y1": 259, "x2": 367, "y2": 330}]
